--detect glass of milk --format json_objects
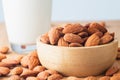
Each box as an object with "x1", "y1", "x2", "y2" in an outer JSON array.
[{"x1": 2, "y1": 0, "x2": 52, "y2": 53}]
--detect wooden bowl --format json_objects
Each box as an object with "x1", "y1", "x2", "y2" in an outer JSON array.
[{"x1": 36, "y1": 38, "x2": 118, "y2": 77}]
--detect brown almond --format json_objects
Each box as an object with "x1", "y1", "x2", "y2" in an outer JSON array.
[
  {"x1": 118, "y1": 47, "x2": 120, "y2": 52},
  {"x1": 94, "y1": 31, "x2": 103, "y2": 37},
  {"x1": 0, "y1": 53, "x2": 6, "y2": 61},
  {"x1": 64, "y1": 33, "x2": 83, "y2": 43},
  {"x1": 99, "y1": 76, "x2": 110, "y2": 80},
  {"x1": 26, "y1": 77, "x2": 39, "y2": 80},
  {"x1": 88, "y1": 27, "x2": 100, "y2": 35},
  {"x1": 20, "y1": 56, "x2": 29, "y2": 67},
  {"x1": 20, "y1": 68, "x2": 38, "y2": 78},
  {"x1": 45, "y1": 69, "x2": 58, "y2": 75},
  {"x1": 8, "y1": 75, "x2": 21, "y2": 80},
  {"x1": 111, "y1": 75, "x2": 120, "y2": 80},
  {"x1": 33, "y1": 66, "x2": 46, "y2": 72},
  {"x1": 63, "y1": 23, "x2": 84, "y2": 34},
  {"x1": 69, "y1": 43, "x2": 83, "y2": 47},
  {"x1": 89, "y1": 22, "x2": 107, "y2": 33},
  {"x1": 2, "y1": 59, "x2": 19, "y2": 65},
  {"x1": 0, "y1": 46, "x2": 9, "y2": 54},
  {"x1": 78, "y1": 32, "x2": 88, "y2": 38},
  {"x1": 105, "y1": 65, "x2": 119, "y2": 76},
  {"x1": 11, "y1": 67, "x2": 23, "y2": 75},
  {"x1": 48, "y1": 27, "x2": 61, "y2": 45},
  {"x1": 48, "y1": 74, "x2": 63, "y2": 80},
  {"x1": 85, "y1": 34, "x2": 100, "y2": 46},
  {"x1": 37, "y1": 71, "x2": 50, "y2": 80},
  {"x1": 0, "y1": 67, "x2": 10, "y2": 76},
  {"x1": 58, "y1": 37, "x2": 69, "y2": 47},
  {"x1": 40, "y1": 33, "x2": 50, "y2": 44},
  {"x1": 84, "y1": 76, "x2": 97, "y2": 80},
  {"x1": 100, "y1": 33, "x2": 113, "y2": 44},
  {"x1": 0, "y1": 62, "x2": 13, "y2": 67}
]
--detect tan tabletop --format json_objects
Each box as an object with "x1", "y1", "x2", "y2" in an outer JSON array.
[{"x1": 0, "y1": 20, "x2": 120, "y2": 80}]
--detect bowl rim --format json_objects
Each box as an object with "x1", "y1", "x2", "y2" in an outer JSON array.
[{"x1": 36, "y1": 36, "x2": 118, "y2": 49}]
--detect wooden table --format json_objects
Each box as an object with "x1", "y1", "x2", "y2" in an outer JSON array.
[{"x1": 0, "y1": 20, "x2": 120, "y2": 80}]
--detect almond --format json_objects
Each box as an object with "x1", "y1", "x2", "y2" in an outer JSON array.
[
  {"x1": 85, "y1": 33, "x2": 100, "y2": 46},
  {"x1": 84, "y1": 76, "x2": 97, "y2": 80},
  {"x1": 111, "y1": 75, "x2": 120, "y2": 80},
  {"x1": 67, "y1": 76, "x2": 80, "y2": 80},
  {"x1": 40, "y1": 33, "x2": 50, "y2": 44},
  {"x1": 48, "y1": 27, "x2": 61, "y2": 45},
  {"x1": 99, "y1": 76, "x2": 110, "y2": 80},
  {"x1": 118, "y1": 47, "x2": 120, "y2": 52},
  {"x1": 0, "y1": 53, "x2": 6, "y2": 61},
  {"x1": 11, "y1": 67, "x2": 23, "y2": 75},
  {"x1": 26, "y1": 77, "x2": 39, "y2": 80},
  {"x1": 45, "y1": 69, "x2": 58, "y2": 75},
  {"x1": 20, "y1": 56, "x2": 29, "y2": 67},
  {"x1": 0, "y1": 62, "x2": 13, "y2": 67},
  {"x1": 33, "y1": 66, "x2": 46, "y2": 72},
  {"x1": 89, "y1": 22, "x2": 107, "y2": 33},
  {"x1": 48, "y1": 74, "x2": 63, "y2": 80},
  {"x1": 78, "y1": 32, "x2": 88, "y2": 38},
  {"x1": 20, "y1": 68, "x2": 38, "y2": 78},
  {"x1": 105, "y1": 65, "x2": 119, "y2": 76},
  {"x1": 84, "y1": 23, "x2": 90, "y2": 28},
  {"x1": 8, "y1": 75, "x2": 21, "y2": 80},
  {"x1": 0, "y1": 67, "x2": 10, "y2": 76},
  {"x1": 0, "y1": 46, "x2": 9, "y2": 54},
  {"x1": 37, "y1": 71, "x2": 50, "y2": 80},
  {"x1": 58, "y1": 37, "x2": 69, "y2": 47},
  {"x1": 2, "y1": 58, "x2": 19, "y2": 65},
  {"x1": 94, "y1": 31, "x2": 103, "y2": 37},
  {"x1": 64, "y1": 33, "x2": 83, "y2": 43},
  {"x1": 88, "y1": 27, "x2": 100, "y2": 35},
  {"x1": 100, "y1": 33, "x2": 113, "y2": 44},
  {"x1": 63, "y1": 23, "x2": 84, "y2": 34},
  {"x1": 69, "y1": 43, "x2": 83, "y2": 47},
  {"x1": 56, "y1": 27, "x2": 64, "y2": 36}
]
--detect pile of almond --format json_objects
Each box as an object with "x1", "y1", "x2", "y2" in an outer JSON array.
[
  {"x1": 0, "y1": 46, "x2": 63, "y2": 80},
  {"x1": 40, "y1": 22, "x2": 114, "y2": 47},
  {"x1": 0, "y1": 46, "x2": 120, "y2": 80}
]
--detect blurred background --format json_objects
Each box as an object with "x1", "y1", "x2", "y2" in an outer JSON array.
[{"x1": 0, "y1": 0, "x2": 120, "y2": 22}]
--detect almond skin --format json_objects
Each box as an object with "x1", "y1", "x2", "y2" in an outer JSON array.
[
  {"x1": 111, "y1": 75, "x2": 120, "y2": 80},
  {"x1": 78, "y1": 32, "x2": 88, "y2": 38},
  {"x1": 10, "y1": 67, "x2": 23, "y2": 75},
  {"x1": 84, "y1": 76, "x2": 97, "y2": 80},
  {"x1": 0, "y1": 67, "x2": 10, "y2": 76},
  {"x1": 88, "y1": 27, "x2": 100, "y2": 35},
  {"x1": 0, "y1": 53, "x2": 6, "y2": 61},
  {"x1": 63, "y1": 23, "x2": 84, "y2": 34},
  {"x1": 0, "y1": 46, "x2": 9, "y2": 54},
  {"x1": 37, "y1": 71, "x2": 50, "y2": 80},
  {"x1": 48, "y1": 74, "x2": 63, "y2": 80},
  {"x1": 64, "y1": 33, "x2": 83, "y2": 43},
  {"x1": 40, "y1": 33, "x2": 50, "y2": 44},
  {"x1": 26, "y1": 77, "x2": 39, "y2": 80},
  {"x1": 105, "y1": 65, "x2": 119, "y2": 76},
  {"x1": 89, "y1": 22, "x2": 107, "y2": 33},
  {"x1": 99, "y1": 76, "x2": 110, "y2": 80},
  {"x1": 100, "y1": 33, "x2": 113, "y2": 44},
  {"x1": 8, "y1": 75, "x2": 21, "y2": 80},
  {"x1": 2, "y1": 59, "x2": 20, "y2": 65},
  {"x1": 48, "y1": 27, "x2": 61, "y2": 45},
  {"x1": 0, "y1": 62, "x2": 13, "y2": 67},
  {"x1": 69, "y1": 43, "x2": 83, "y2": 47},
  {"x1": 94, "y1": 31, "x2": 103, "y2": 38},
  {"x1": 85, "y1": 33, "x2": 100, "y2": 46},
  {"x1": 58, "y1": 37, "x2": 69, "y2": 47},
  {"x1": 20, "y1": 69, "x2": 38, "y2": 78},
  {"x1": 33, "y1": 66, "x2": 46, "y2": 73},
  {"x1": 45, "y1": 69, "x2": 58, "y2": 75}
]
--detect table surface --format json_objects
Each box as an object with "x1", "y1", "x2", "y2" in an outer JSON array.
[{"x1": 0, "y1": 20, "x2": 120, "y2": 79}]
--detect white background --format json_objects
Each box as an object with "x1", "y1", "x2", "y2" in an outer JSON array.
[{"x1": 0, "y1": 0, "x2": 120, "y2": 22}]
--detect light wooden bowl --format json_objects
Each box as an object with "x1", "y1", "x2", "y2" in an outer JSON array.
[{"x1": 36, "y1": 38, "x2": 118, "y2": 77}]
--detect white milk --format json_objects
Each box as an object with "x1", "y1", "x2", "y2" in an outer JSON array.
[{"x1": 2, "y1": 0, "x2": 52, "y2": 52}]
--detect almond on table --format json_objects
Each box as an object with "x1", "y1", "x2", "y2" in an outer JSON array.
[{"x1": 0, "y1": 46, "x2": 9, "y2": 54}]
